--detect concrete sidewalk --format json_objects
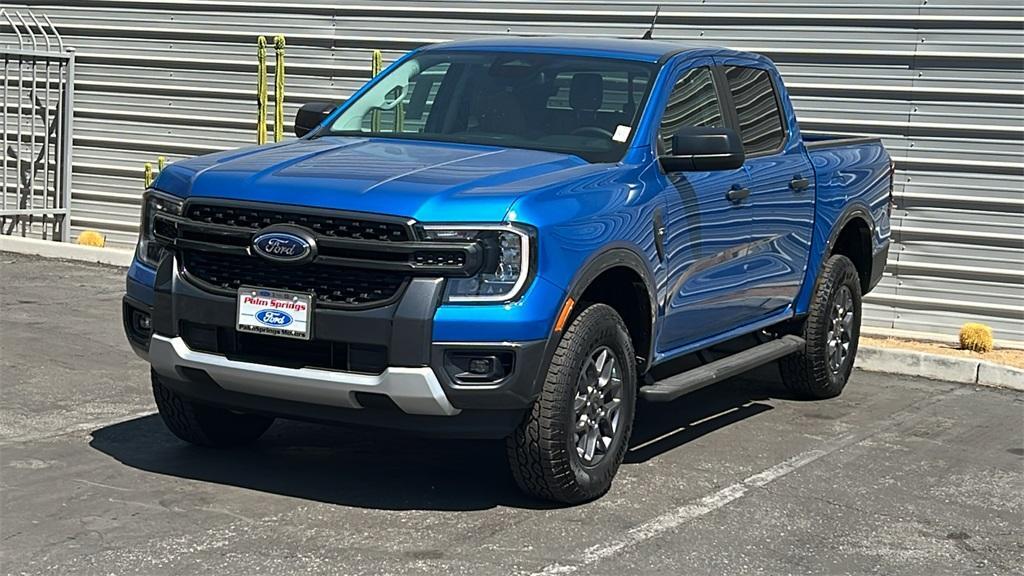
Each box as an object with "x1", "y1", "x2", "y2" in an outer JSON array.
[{"x1": 0, "y1": 235, "x2": 134, "y2": 267}]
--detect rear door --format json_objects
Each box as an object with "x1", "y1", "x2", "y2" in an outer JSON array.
[
  {"x1": 654, "y1": 58, "x2": 758, "y2": 353},
  {"x1": 716, "y1": 59, "x2": 815, "y2": 316}
]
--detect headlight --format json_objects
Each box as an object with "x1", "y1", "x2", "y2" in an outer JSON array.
[
  {"x1": 137, "y1": 190, "x2": 183, "y2": 267},
  {"x1": 421, "y1": 224, "x2": 533, "y2": 303}
]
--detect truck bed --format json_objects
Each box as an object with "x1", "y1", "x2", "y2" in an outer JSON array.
[{"x1": 803, "y1": 133, "x2": 883, "y2": 151}]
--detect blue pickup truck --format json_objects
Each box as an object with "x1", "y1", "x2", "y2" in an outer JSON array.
[{"x1": 123, "y1": 37, "x2": 892, "y2": 503}]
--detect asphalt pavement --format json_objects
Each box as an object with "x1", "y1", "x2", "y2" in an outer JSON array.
[{"x1": 2, "y1": 253, "x2": 1022, "y2": 576}]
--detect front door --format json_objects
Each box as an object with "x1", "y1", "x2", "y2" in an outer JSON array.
[{"x1": 654, "y1": 61, "x2": 757, "y2": 355}]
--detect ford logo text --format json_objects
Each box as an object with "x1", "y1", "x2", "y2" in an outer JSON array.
[
  {"x1": 254, "y1": 309, "x2": 294, "y2": 327},
  {"x1": 252, "y1": 231, "x2": 314, "y2": 263}
]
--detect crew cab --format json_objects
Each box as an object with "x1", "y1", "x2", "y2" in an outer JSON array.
[{"x1": 123, "y1": 37, "x2": 892, "y2": 504}]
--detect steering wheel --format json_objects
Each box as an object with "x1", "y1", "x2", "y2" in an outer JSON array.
[{"x1": 570, "y1": 126, "x2": 615, "y2": 139}]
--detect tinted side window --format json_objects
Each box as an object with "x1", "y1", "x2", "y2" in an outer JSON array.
[
  {"x1": 659, "y1": 67, "x2": 724, "y2": 155},
  {"x1": 723, "y1": 66, "x2": 785, "y2": 155}
]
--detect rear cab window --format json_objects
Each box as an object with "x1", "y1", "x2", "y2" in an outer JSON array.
[{"x1": 722, "y1": 66, "x2": 786, "y2": 156}]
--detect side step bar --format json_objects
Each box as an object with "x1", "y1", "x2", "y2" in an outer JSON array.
[{"x1": 640, "y1": 334, "x2": 806, "y2": 403}]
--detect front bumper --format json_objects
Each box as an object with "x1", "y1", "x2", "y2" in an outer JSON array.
[
  {"x1": 124, "y1": 252, "x2": 554, "y2": 436},
  {"x1": 149, "y1": 334, "x2": 459, "y2": 416}
]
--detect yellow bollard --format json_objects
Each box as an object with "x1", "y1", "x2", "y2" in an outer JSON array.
[
  {"x1": 257, "y1": 36, "x2": 268, "y2": 144},
  {"x1": 371, "y1": 49, "x2": 382, "y2": 77},
  {"x1": 157, "y1": 156, "x2": 166, "y2": 171},
  {"x1": 370, "y1": 49, "x2": 382, "y2": 132},
  {"x1": 144, "y1": 162, "x2": 153, "y2": 188},
  {"x1": 274, "y1": 35, "x2": 286, "y2": 142}
]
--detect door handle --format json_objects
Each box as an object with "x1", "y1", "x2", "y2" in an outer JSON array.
[
  {"x1": 726, "y1": 186, "x2": 750, "y2": 203},
  {"x1": 789, "y1": 175, "x2": 810, "y2": 191}
]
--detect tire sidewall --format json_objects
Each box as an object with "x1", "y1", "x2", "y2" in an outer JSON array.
[{"x1": 815, "y1": 256, "x2": 863, "y2": 390}]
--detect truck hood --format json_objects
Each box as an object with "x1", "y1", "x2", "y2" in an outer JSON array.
[{"x1": 154, "y1": 137, "x2": 592, "y2": 223}]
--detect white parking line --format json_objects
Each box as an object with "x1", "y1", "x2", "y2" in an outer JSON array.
[{"x1": 527, "y1": 387, "x2": 967, "y2": 576}]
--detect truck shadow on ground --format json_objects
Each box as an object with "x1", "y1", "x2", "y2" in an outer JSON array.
[{"x1": 89, "y1": 376, "x2": 790, "y2": 511}]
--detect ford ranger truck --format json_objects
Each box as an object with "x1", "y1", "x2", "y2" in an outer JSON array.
[{"x1": 123, "y1": 37, "x2": 892, "y2": 504}]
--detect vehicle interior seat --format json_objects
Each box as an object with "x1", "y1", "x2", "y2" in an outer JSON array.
[
  {"x1": 570, "y1": 72, "x2": 604, "y2": 130},
  {"x1": 470, "y1": 80, "x2": 526, "y2": 136}
]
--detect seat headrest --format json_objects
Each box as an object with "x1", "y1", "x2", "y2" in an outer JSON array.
[{"x1": 570, "y1": 73, "x2": 604, "y2": 111}]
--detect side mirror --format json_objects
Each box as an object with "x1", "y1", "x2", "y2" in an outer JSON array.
[
  {"x1": 294, "y1": 102, "x2": 338, "y2": 138},
  {"x1": 659, "y1": 127, "x2": 745, "y2": 172}
]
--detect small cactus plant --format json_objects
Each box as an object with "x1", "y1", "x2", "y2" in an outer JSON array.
[
  {"x1": 959, "y1": 323, "x2": 994, "y2": 353},
  {"x1": 76, "y1": 230, "x2": 106, "y2": 247}
]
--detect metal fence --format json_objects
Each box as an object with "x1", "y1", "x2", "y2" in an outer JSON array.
[
  {"x1": 0, "y1": 1, "x2": 1021, "y2": 342},
  {"x1": 0, "y1": 8, "x2": 74, "y2": 242}
]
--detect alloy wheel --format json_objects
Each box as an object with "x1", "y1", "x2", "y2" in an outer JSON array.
[
  {"x1": 573, "y1": 346, "x2": 624, "y2": 465},
  {"x1": 828, "y1": 285, "x2": 855, "y2": 374}
]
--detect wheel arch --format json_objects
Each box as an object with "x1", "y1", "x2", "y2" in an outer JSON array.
[
  {"x1": 558, "y1": 246, "x2": 658, "y2": 374},
  {"x1": 827, "y1": 207, "x2": 874, "y2": 295}
]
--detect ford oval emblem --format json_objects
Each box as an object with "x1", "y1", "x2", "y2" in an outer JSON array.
[
  {"x1": 255, "y1": 308, "x2": 293, "y2": 327},
  {"x1": 252, "y1": 231, "x2": 313, "y2": 263}
]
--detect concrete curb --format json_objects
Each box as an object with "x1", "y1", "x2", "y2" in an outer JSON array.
[
  {"x1": 856, "y1": 346, "x2": 1024, "y2": 392},
  {"x1": 0, "y1": 235, "x2": 134, "y2": 267}
]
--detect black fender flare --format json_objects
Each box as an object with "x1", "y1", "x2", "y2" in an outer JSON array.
[
  {"x1": 801, "y1": 203, "x2": 875, "y2": 304},
  {"x1": 546, "y1": 244, "x2": 659, "y2": 373},
  {"x1": 825, "y1": 203, "x2": 874, "y2": 259}
]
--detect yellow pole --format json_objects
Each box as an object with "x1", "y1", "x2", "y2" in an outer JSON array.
[
  {"x1": 256, "y1": 36, "x2": 268, "y2": 144},
  {"x1": 157, "y1": 156, "x2": 166, "y2": 171},
  {"x1": 371, "y1": 49, "x2": 382, "y2": 76},
  {"x1": 144, "y1": 163, "x2": 153, "y2": 188},
  {"x1": 274, "y1": 35, "x2": 286, "y2": 142},
  {"x1": 370, "y1": 49, "x2": 382, "y2": 132}
]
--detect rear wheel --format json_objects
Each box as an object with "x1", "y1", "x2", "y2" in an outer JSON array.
[
  {"x1": 506, "y1": 303, "x2": 637, "y2": 504},
  {"x1": 781, "y1": 254, "x2": 862, "y2": 399},
  {"x1": 152, "y1": 372, "x2": 274, "y2": 447}
]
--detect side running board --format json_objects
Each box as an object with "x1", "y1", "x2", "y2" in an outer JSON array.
[{"x1": 640, "y1": 335, "x2": 806, "y2": 403}]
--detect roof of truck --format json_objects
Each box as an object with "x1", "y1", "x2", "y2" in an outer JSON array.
[{"x1": 419, "y1": 36, "x2": 757, "y2": 64}]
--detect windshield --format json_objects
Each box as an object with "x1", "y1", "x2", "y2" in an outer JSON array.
[{"x1": 321, "y1": 51, "x2": 656, "y2": 163}]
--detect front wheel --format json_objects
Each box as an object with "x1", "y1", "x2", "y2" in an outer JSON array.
[
  {"x1": 506, "y1": 303, "x2": 637, "y2": 504},
  {"x1": 781, "y1": 254, "x2": 863, "y2": 399},
  {"x1": 152, "y1": 372, "x2": 274, "y2": 447}
]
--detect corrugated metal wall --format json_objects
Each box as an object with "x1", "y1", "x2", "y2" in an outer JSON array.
[{"x1": 3, "y1": 0, "x2": 1022, "y2": 342}]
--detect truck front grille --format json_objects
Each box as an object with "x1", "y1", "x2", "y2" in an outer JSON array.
[
  {"x1": 161, "y1": 201, "x2": 429, "y2": 309},
  {"x1": 158, "y1": 201, "x2": 479, "y2": 308},
  {"x1": 182, "y1": 250, "x2": 407, "y2": 308}
]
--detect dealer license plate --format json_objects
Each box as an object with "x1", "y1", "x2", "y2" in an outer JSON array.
[{"x1": 237, "y1": 287, "x2": 313, "y2": 340}]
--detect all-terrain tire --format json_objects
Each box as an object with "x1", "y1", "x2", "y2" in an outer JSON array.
[
  {"x1": 781, "y1": 254, "x2": 862, "y2": 399},
  {"x1": 506, "y1": 303, "x2": 637, "y2": 504},
  {"x1": 152, "y1": 371, "x2": 274, "y2": 447}
]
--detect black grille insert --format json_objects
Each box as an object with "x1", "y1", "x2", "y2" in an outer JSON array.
[
  {"x1": 412, "y1": 250, "x2": 468, "y2": 268},
  {"x1": 182, "y1": 250, "x2": 407, "y2": 308},
  {"x1": 186, "y1": 204, "x2": 411, "y2": 242}
]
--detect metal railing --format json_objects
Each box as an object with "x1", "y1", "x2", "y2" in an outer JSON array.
[{"x1": 0, "y1": 9, "x2": 73, "y2": 242}]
